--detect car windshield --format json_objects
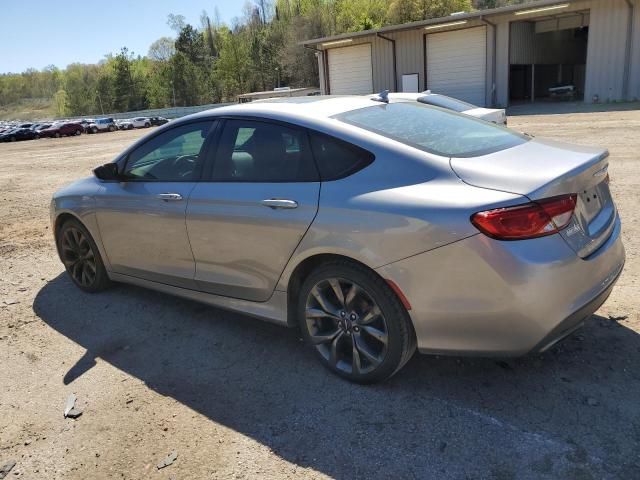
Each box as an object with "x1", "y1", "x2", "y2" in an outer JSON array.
[
  {"x1": 334, "y1": 102, "x2": 527, "y2": 158},
  {"x1": 418, "y1": 94, "x2": 477, "y2": 112}
]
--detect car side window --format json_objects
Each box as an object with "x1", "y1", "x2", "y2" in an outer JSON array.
[
  {"x1": 211, "y1": 119, "x2": 318, "y2": 182},
  {"x1": 308, "y1": 132, "x2": 374, "y2": 181},
  {"x1": 123, "y1": 121, "x2": 214, "y2": 181}
]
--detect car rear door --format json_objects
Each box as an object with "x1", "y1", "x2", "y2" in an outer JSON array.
[
  {"x1": 94, "y1": 120, "x2": 216, "y2": 288},
  {"x1": 186, "y1": 118, "x2": 320, "y2": 302}
]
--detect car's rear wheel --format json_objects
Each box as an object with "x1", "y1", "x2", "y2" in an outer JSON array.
[
  {"x1": 75, "y1": 129, "x2": 81, "y2": 135},
  {"x1": 91, "y1": 127, "x2": 98, "y2": 134},
  {"x1": 57, "y1": 218, "x2": 111, "y2": 293},
  {"x1": 108, "y1": 126, "x2": 115, "y2": 132},
  {"x1": 298, "y1": 260, "x2": 416, "y2": 384}
]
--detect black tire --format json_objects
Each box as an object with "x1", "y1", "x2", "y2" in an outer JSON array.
[
  {"x1": 298, "y1": 259, "x2": 416, "y2": 384},
  {"x1": 10, "y1": 136, "x2": 16, "y2": 142},
  {"x1": 56, "y1": 218, "x2": 112, "y2": 293},
  {"x1": 91, "y1": 127, "x2": 98, "y2": 134},
  {"x1": 144, "y1": 122, "x2": 150, "y2": 128},
  {"x1": 75, "y1": 129, "x2": 82, "y2": 136},
  {"x1": 55, "y1": 132, "x2": 60, "y2": 138},
  {"x1": 108, "y1": 125, "x2": 115, "y2": 132}
]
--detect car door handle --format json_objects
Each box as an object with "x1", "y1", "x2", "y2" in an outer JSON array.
[
  {"x1": 158, "y1": 193, "x2": 183, "y2": 201},
  {"x1": 261, "y1": 199, "x2": 298, "y2": 209}
]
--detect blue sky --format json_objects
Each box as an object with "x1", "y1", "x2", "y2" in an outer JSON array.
[{"x1": 0, "y1": 1, "x2": 245, "y2": 74}]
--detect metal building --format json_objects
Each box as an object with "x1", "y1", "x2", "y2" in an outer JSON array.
[{"x1": 302, "y1": 0, "x2": 640, "y2": 107}]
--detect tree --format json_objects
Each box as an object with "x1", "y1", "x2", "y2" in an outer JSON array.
[
  {"x1": 175, "y1": 25, "x2": 207, "y2": 64},
  {"x1": 111, "y1": 47, "x2": 148, "y2": 112},
  {"x1": 148, "y1": 37, "x2": 176, "y2": 62},
  {"x1": 387, "y1": 0, "x2": 473, "y2": 24},
  {"x1": 167, "y1": 13, "x2": 186, "y2": 33},
  {"x1": 54, "y1": 89, "x2": 67, "y2": 116}
]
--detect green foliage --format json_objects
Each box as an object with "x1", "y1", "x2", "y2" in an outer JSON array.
[{"x1": 0, "y1": 0, "x2": 524, "y2": 119}]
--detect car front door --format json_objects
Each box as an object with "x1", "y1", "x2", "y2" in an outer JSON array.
[
  {"x1": 95, "y1": 120, "x2": 216, "y2": 288},
  {"x1": 186, "y1": 118, "x2": 320, "y2": 302}
]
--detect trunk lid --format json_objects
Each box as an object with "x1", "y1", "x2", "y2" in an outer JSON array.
[{"x1": 451, "y1": 138, "x2": 616, "y2": 258}]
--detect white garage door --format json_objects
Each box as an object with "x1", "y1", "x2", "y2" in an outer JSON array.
[
  {"x1": 328, "y1": 44, "x2": 373, "y2": 95},
  {"x1": 427, "y1": 27, "x2": 487, "y2": 106}
]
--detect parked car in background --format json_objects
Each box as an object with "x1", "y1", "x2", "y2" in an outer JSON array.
[
  {"x1": 117, "y1": 119, "x2": 135, "y2": 130},
  {"x1": 39, "y1": 122, "x2": 83, "y2": 138},
  {"x1": 52, "y1": 96, "x2": 624, "y2": 383},
  {"x1": 368, "y1": 91, "x2": 508, "y2": 125},
  {"x1": 130, "y1": 117, "x2": 152, "y2": 128},
  {"x1": 88, "y1": 118, "x2": 117, "y2": 133},
  {"x1": 34, "y1": 123, "x2": 52, "y2": 132},
  {"x1": 78, "y1": 119, "x2": 94, "y2": 133},
  {"x1": 149, "y1": 116, "x2": 169, "y2": 126},
  {"x1": 0, "y1": 127, "x2": 40, "y2": 142},
  {"x1": 18, "y1": 122, "x2": 34, "y2": 129}
]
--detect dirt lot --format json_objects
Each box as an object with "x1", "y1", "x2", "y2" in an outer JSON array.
[{"x1": 1, "y1": 108, "x2": 639, "y2": 479}]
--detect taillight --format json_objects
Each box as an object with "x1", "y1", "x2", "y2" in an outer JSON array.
[{"x1": 471, "y1": 194, "x2": 577, "y2": 240}]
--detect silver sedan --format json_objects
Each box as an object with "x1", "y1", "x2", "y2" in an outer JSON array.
[{"x1": 51, "y1": 96, "x2": 625, "y2": 383}]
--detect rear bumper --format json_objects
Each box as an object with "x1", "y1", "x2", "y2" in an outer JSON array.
[
  {"x1": 376, "y1": 215, "x2": 625, "y2": 356},
  {"x1": 532, "y1": 261, "x2": 622, "y2": 353}
]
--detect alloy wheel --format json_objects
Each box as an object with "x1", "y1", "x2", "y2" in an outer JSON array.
[
  {"x1": 305, "y1": 278, "x2": 389, "y2": 375},
  {"x1": 60, "y1": 226, "x2": 97, "y2": 288}
]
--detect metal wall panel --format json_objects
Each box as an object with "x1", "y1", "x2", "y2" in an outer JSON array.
[
  {"x1": 389, "y1": 29, "x2": 426, "y2": 92},
  {"x1": 629, "y1": 0, "x2": 640, "y2": 100},
  {"x1": 584, "y1": 0, "x2": 629, "y2": 102},
  {"x1": 510, "y1": 21, "x2": 536, "y2": 64},
  {"x1": 495, "y1": 21, "x2": 511, "y2": 107},
  {"x1": 317, "y1": 53, "x2": 326, "y2": 94}
]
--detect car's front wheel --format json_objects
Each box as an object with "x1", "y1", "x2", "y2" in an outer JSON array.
[
  {"x1": 298, "y1": 260, "x2": 416, "y2": 384},
  {"x1": 56, "y1": 218, "x2": 112, "y2": 293}
]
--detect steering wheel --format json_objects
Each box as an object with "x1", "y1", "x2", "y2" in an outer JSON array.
[{"x1": 172, "y1": 154, "x2": 198, "y2": 178}]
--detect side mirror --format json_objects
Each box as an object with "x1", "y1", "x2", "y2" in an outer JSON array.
[{"x1": 93, "y1": 163, "x2": 121, "y2": 181}]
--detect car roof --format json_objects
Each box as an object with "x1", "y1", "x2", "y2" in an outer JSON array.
[{"x1": 191, "y1": 95, "x2": 381, "y2": 122}]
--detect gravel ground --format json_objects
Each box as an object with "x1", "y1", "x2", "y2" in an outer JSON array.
[{"x1": 1, "y1": 108, "x2": 639, "y2": 480}]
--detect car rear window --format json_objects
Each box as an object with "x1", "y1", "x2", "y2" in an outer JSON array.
[{"x1": 334, "y1": 102, "x2": 528, "y2": 158}]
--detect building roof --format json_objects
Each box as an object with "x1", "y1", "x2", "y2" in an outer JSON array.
[{"x1": 302, "y1": 0, "x2": 582, "y2": 46}]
